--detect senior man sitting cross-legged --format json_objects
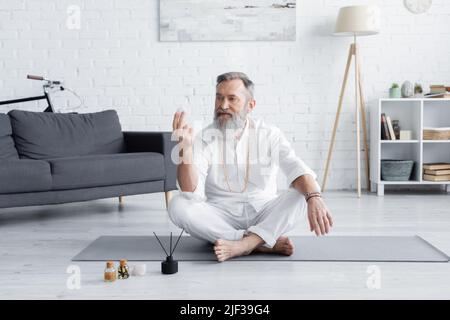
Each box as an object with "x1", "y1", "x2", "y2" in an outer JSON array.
[{"x1": 168, "y1": 72, "x2": 333, "y2": 262}]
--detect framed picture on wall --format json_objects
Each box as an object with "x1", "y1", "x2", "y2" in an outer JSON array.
[{"x1": 159, "y1": 0, "x2": 296, "y2": 41}]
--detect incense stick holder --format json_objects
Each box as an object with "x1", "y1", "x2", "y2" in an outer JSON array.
[
  {"x1": 153, "y1": 229, "x2": 184, "y2": 275},
  {"x1": 161, "y1": 255, "x2": 178, "y2": 275}
]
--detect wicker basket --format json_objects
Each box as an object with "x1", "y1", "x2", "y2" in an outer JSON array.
[
  {"x1": 423, "y1": 128, "x2": 450, "y2": 140},
  {"x1": 381, "y1": 160, "x2": 414, "y2": 181}
]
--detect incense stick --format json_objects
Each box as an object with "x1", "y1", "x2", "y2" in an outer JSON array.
[
  {"x1": 153, "y1": 232, "x2": 169, "y2": 257},
  {"x1": 171, "y1": 229, "x2": 184, "y2": 255},
  {"x1": 170, "y1": 232, "x2": 173, "y2": 257}
]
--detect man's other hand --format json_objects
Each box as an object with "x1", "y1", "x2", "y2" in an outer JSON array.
[{"x1": 307, "y1": 197, "x2": 333, "y2": 236}]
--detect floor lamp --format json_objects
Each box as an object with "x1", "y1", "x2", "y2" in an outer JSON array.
[{"x1": 322, "y1": 5, "x2": 380, "y2": 197}]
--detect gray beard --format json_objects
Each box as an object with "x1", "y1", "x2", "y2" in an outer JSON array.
[{"x1": 213, "y1": 107, "x2": 249, "y2": 133}]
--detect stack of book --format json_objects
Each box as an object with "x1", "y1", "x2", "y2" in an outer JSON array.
[
  {"x1": 425, "y1": 85, "x2": 450, "y2": 98},
  {"x1": 381, "y1": 113, "x2": 398, "y2": 140},
  {"x1": 423, "y1": 163, "x2": 450, "y2": 181}
]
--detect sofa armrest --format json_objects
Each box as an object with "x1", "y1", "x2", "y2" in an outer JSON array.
[{"x1": 123, "y1": 131, "x2": 177, "y2": 191}]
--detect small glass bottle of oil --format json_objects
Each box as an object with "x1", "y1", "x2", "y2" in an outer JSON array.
[
  {"x1": 118, "y1": 259, "x2": 130, "y2": 279},
  {"x1": 104, "y1": 261, "x2": 117, "y2": 282}
]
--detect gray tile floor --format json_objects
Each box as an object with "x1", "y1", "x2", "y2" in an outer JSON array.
[{"x1": 0, "y1": 191, "x2": 449, "y2": 299}]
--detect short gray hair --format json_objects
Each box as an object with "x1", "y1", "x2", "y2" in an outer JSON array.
[{"x1": 216, "y1": 72, "x2": 254, "y2": 99}]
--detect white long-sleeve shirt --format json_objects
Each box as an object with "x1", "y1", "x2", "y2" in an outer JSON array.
[{"x1": 179, "y1": 117, "x2": 319, "y2": 216}]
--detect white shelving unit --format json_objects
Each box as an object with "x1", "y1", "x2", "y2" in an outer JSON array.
[{"x1": 370, "y1": 98, "x2": 450, "y2": 196}]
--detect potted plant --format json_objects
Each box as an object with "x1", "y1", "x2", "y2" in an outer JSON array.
[
  {"x1": 414, "y1": 83, "x2": 424, "y2": 97},
  {"x1": 389, "y1": 83, "x2": 401, "y2": 98}
]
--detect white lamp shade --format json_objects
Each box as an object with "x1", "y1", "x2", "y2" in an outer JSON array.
[{"x1": 334, "y1": 5, "x2": 380, "y2": 36}]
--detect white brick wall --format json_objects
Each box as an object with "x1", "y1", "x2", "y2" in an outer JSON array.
[{"x1": 1, "y1": 0, "x2": 449, "y2": 190}]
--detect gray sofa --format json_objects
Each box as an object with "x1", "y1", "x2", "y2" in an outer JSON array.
[{"x1": 0, "y1": 109, "x2": 176, "y2": 209}]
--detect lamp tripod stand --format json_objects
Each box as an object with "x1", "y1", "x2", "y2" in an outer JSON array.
[{"x1": 322, "y1": 37, "x2": 370, "y2": 197}]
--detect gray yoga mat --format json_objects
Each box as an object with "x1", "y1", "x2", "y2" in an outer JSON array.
[{"x1": 72, "y1": 235, "x2": 449, "y2": 262}]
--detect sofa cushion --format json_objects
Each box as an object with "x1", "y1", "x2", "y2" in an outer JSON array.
[
  {"x1": 0, "y1": 114, "x2": 19, "y2": 159},
  {"x1": 8, "y1": 110, "x2": 125, "y2": 160},
  {"x1": 0, "y1": 159, "x2": 52, "y2": 194},
  {"x1": 48, "y1": 152, "x2": 166, "y2": 190}
]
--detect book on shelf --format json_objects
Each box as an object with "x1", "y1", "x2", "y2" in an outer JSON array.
[
  {"x1": 386, "y1": 115, "x2": 396, "y2": 140},
  {"x1": 423, "y1": 127, "x2": 450, "y2": 131},
  {"x1": 424, "y1": 169, "x2": 450, "y2": 175},
  {"x1": 381, "y1": 113, "x2": 391, "y2": 140},
  {"x1": 423, "y1": 174, "x2": 450, "y2": 182},
  {"x1": 422, "y1": 163, "x2": 450, "y2": 170},
  {"x1": 429, "y1": 85, "x2": 446, "y2": 94},
  {"x1": 424, "y1": 92, "x2": 450, "y2": 99},
  {"x1": 380, "y1": 113, "x2": 401, "y2": 140}
]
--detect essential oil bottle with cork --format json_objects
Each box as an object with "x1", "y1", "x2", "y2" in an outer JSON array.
[
  {"x1": 104, "y1": 261, "x2": 117, "y2": 282},
  {"x1": 118, "y1": 259, "x2": 130, "y2": 279}
]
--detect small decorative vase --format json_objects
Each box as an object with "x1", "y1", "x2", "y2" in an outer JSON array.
[
  {"x1": 401, "y1": 81, "x2": 414, "y2": 98},
  {"x1": 392, "y1": 120, "x2": 400, "y2": 139},
  {"x1": 389, "y1": 87, "x2": 401, "y2": 98}
]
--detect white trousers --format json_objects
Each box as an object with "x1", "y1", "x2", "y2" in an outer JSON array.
[{"x1": 167, "y1": 188, "x2": 307, "y2": 248}]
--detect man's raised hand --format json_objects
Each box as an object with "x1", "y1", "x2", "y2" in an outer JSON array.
[{"x1": 172, "y1": 111, "x2": 193, "y2": 163}]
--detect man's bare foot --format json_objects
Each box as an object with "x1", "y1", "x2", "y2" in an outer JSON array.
[
  {"x1": 214, "y1": 239, "x2": 253, "y2": 262},
  {"x1": 254, "y1": 236, "x2": 294, "y2": 256}
]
